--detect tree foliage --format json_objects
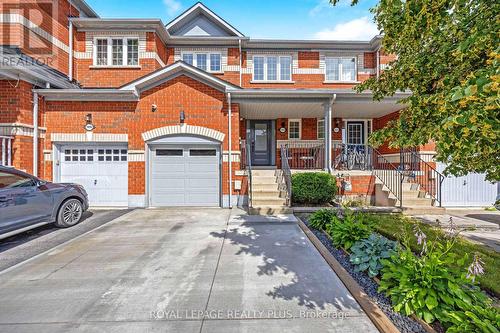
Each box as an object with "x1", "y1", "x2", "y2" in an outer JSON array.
[{"x1": 330, "y1": 0, "x2": 500, "y2": 181}]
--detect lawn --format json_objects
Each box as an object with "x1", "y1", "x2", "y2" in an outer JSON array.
[{"x1": 366, "y1": 213, "x2": 500, "y2": 297}]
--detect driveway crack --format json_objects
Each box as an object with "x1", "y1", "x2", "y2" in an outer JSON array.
[{"x1": 198, "y1": 210, "x2": 230, "y2": 333}]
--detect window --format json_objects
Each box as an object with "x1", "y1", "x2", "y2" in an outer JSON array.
[
  {"x1": 94, "y1": 37, "x2": 139, "y2": 67},
  {"x1": 252, "y1": 55, "x2": 292, "y2": 82},
  {"x1": 127, "y1": 39, "x2": 138, "y2": 66},
  {"x1": 190, "y1": 149, "x2": 217, "y2": 156},
  {"x1": 156, "y1": 149, "x2": 183, "y2": 156},
  {"x1": 112, "y1": 39, "x2": 123, "y2": 66},
  {"x1": 288, "y1": 119, "x2": 301, "y2": 139},
  {"x1": 317, "y1": 119, "x2": 325, "y2": 140},
  {"x1": 325, "y1": 57, "x2": 357, "y2": 82},
  {"x1": 96, "y1": 39, "x2": 108, "y2": 66},
  {"x1": 181, "y1": 52, "x2": 222, "y2": 72},
  {"x1": 0, "y1": 171, "x2": 35, "y2": 189}
]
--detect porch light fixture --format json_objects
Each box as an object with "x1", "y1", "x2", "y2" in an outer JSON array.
[
  {"x1": 151, "y1": 104, "x2": 158, "y2": 112},
  {"x1": 180, "y1": 110, "x2": 186, "y2": 123},
  {"x1": 84, "y1": 113, "x2": 95, "y2": 131}
]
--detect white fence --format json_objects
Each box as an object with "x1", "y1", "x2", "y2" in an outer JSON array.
[{"x1": 0, "y1": 136, "x2": 13, "y2": 166}]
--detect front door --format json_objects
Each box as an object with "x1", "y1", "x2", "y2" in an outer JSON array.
[
  {"x1": 249, "y1": 120, "x2": 272, "y2": 166},
  {"x1": 346, "y1": 121, "x2": 365, "y2": 146}
]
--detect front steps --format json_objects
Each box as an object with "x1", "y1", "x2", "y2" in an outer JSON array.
[
  {"x1": 375, "y1": 177, "x2": 445, "y2": 214},
  {"x1": 249, "y1": 169, "x2": 291, "y2": 215}
]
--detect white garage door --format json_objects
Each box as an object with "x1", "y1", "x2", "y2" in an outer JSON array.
[
  {"x1": 60, "y1": 145, "x2": 128, "y2": 207},
  {"x1": 437, "y1": 163, "x2": 498, "y2": 207},
  {"x1": 150, "y1": 144, "x2": 220, "y2": 207}
]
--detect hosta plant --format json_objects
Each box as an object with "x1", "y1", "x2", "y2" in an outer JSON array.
[
  {"x1": 325, "y1": 209, "x2": 371, "y2": 250},
  {"x1": 309, "y1": 208, "x2": 335, "y2": 230},
  {"x1": 349, "y1": 234, "x2": 397, "y2": 277},
  {"x1": 379, "y1": 223, "x2": 499, "y2": 331}
]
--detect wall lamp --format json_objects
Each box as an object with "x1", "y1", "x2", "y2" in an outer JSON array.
[{"x1": 180, "y1": 110, "x2": 186, "y2": 123}]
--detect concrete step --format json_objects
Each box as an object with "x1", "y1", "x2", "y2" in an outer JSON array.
[
  {"x1": 402, "y1": 206, "x2": 446, "y2": 215},
  {"x1": 252, "y1": 189, "x2": 281, "y2": 197},
  {"x1": 252, "y1": 176, "x2": 278, "y2": 184},
  {"x1": 251, "y1": 169, "x2": 277, "y2": 177},
  {"x1": 252, "y1": 198, "x2": 287, "y2": 206},
  {"x1": 252, "y1": 183, "x2": 279, "y2": 191},
  {"x1": 402, "y1": 190, "x2": 427, "y2": 199},
  {"x1": 249, "y1": 206, "x2": 293, "y2": 215},
  {"x1": 402, "y1": 197, "x2": 433, "y2": 206},
  {"x1": 402, "y1": 182, "x2": 420, "y2": 191}
]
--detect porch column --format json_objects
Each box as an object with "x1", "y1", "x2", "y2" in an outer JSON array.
[{"x1": 324, "y1": 96, "x2": 334, "y2": 173}]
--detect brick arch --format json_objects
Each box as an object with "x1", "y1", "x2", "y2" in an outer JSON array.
[{"x1": 141, "y1": 124, "x2": 225, "y2": 142}]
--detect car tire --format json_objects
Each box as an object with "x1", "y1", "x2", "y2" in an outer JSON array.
[{"x1": 56, "y1": 198, "x2": 84, "y2": 228}]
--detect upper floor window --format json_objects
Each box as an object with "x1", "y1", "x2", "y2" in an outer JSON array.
[
  {"x1": 94, "y1": 37, "x2": 139, "y2": 67},
  {"x1": 288, "y1": 119, "x2": 301, "y2": 139},
  {"x1": 182, "y1": 52, "x2": 222, "y2": 72},
  {"x1": 325, "y1": 57, "x2": 357, "y2": 82},
  {"x1": 253, "y1": 55, "x2": 292, "y2": 82}
]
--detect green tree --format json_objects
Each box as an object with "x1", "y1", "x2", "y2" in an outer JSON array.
[{"x1": 331, "y1": 0, "x2": 499, "y2": 181}]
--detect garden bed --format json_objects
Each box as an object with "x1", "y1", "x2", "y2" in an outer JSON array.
[
  {"x1": 298, "y1": 213, "x2": 429, "y2": 333},
  {"x1": 298, "y1": 210, "x2": 500, "y2": 333}
]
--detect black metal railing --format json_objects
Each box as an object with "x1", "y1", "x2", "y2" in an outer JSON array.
[
  {"x1": 280, "y1": 145, "x2": 292, "y2": 206},
  {"x1": 332, "y1": 143, "x2": 373, "y2": 171},
  {"x1": 399, "y1": 149, "x2": 444, "y2": 207},
  {"x1": 281, "y1": 142, "x2": 325, "y2": 170},
  {"x1": 245, "y1": 142, "x2": 253, "y2": 208},
  {"x1": 372, "y1": 148, "x2": 403, "y2": 207}
]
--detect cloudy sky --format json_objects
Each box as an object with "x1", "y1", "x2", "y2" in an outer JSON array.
[{"x1": 86, "y1": 0, "x2": 379, "y2": 40}]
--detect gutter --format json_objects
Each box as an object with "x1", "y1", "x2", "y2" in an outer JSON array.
[
  {"x1": 69, "y1": 20, "x2": 73, "y2": 81},
  {"x1": 32, "y1": 90, "x2": 39, "y2": 176},
  {"x1": 238, "y1": 38, "x2": 242, "y2": 87}
]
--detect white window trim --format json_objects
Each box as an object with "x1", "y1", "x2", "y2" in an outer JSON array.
[
  {"x1": 317, "y1": 118, "x2": 325, "y2": 140},
  {"x1": 324, "y1": 56, "x2": 358, "y2": 83},
  {"x1": 180, "y1": 51, "x2": 223, "y2": 73},
  {"x1": 92, "y1": 37, "x2": 140, "y2": 68},
  {"x1": 288, "y1": 119, "x2": 301, "y2": 140},
  {"x1": 252, "y1": 55, "x2": 294, "y2": 83}
]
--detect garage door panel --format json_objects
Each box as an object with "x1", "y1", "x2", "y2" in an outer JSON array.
[
  {"x1": 60, "y1": 145, "x2": 128, "y2": 207},
  {"x1": 150, "y1": 143, "x2": 220, "y2": 207}
]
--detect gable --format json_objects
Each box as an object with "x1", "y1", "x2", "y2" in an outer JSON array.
[
  {"x1": 173, "y1": 14, "x2": 231, "y2": 37},
  {"x1": 166, "y1": 2, "x2": 244, "y2": 38}
]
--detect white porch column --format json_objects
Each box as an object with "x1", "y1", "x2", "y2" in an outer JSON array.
[{"x1": 324, "y1": 96, "x2": 335, "y2": 173}]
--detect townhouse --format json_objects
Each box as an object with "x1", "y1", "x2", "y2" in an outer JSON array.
[{"x1": 1, "y1": 1, "x2": 447, "y2": 211}]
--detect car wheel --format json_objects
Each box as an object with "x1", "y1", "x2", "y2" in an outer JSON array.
[{"x1": 56, "y1": 199, "x2": 83, "y2": 228}]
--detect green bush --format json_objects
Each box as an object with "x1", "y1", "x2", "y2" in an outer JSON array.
[
  {"x1": 350, "y1": 233, "x2": 398, "y2": 277},
  {"x1": 309, "y1": 208, "x2": 336, "y2": 230},
  {"x1": 325, "y1": 209, "x2": 372, "y2": 250},
  {"x1": 379, "y1": 226, "x2": 500, "y2": 331},
  {"x1": 291, "y1": 172, "x2": 337, "y2": 205}
]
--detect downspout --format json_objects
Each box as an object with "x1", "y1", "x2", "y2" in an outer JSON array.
[
  {"x1": 227, "y1": 92, "x2": 233, "y2": 208},
  {"x1": 32, "y1": 91, "x2": 39, "y2": 176},
  {"x1": 327, "y1": 94, "x2": 336, "y2": 174},
  {"x1": 376, "y1": 47, "x2": 380, "y2": 79},
  {"x1": 238, "y1": 39, "x2": 242, "y2": 86},
  {"x1": 69, "y1": 19, "x2": 73, "y2": 81}
]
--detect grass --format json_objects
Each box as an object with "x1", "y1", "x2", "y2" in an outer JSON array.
[{"x1": 366, "y1": 213, "x2": 500, "y2": 297}]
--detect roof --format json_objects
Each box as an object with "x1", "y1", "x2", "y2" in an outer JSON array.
[
  {"x1": 166, "y1": 2, "x2": 245, "y2": 37},
  {"x1": 120, "y1": 61, "x2": 241, "y2": 93},
  {"x1": 70, "y1": 0, "x2": 99, "y2": 18},
  {"x1": 71, "y1": 18, "x2": 170, "y2": 43},
  {"x1": 33, "y1": 89, "x2": 138, "y2": 101},
  {"x1": 0, "y1": 46, "x2": 79, "y2": 89}
]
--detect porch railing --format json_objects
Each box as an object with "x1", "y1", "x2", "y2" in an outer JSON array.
[
  {"x1": 0, "y1": 136, "x2": 13, "y2": 167},
  {"x1": 372, "y1": 148, "x2": 403, "y2": 207},
  {"x1": 400, "y1": 149, "x2": 444, "y2": 207},
  {"x1": 280, "y1": 145, "x2": 292, "y2": 205},
  {"x1": 332, "y1": 143, "x2": 373, "y2": 171},
  {"x1": 281, "y1": 142, "x2": 325, "y2": 170}
]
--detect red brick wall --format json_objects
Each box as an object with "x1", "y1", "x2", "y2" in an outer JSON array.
[
  {"x1": 338, "y1": 175, "x2": 376, "y2": 196},
  {"x1": 298, "y1": 51, "x2": 319, "y2": 68},
  {"x1": 364, "y1": 52, "x2": 376, "y2": 69},
  {"x1": 43, "y1": 75, "x2": 241, "y2": 195}
]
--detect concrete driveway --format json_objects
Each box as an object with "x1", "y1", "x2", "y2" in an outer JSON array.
[{"x1": 0, "y1": 209, "x2": 378, "y2": 333}]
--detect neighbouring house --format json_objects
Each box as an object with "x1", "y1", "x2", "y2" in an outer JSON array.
[{"x1": 1, "y1": 1, "x2": 495, "y2": 212}]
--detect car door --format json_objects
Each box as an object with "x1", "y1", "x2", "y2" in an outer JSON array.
[{"x1": 0, "y1": 170, "x2": 53, "y2": 234}]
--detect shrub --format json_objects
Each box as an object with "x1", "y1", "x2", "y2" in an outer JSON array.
[
  {"x1": 379, "y1": 225, "x2": 500, "y2": 331},
  {"x1": 350, "y1": 233, "x2": 398, "y2": 277},
  {"x1": 325, "y1": 209, "x2": 372, "y2": 250},
  {"x1": 309, "y1": 208, "x2": 336, "y2": 230},
  {"x1": 291, "y1": 172, "x2": 337, "y2": 205}
]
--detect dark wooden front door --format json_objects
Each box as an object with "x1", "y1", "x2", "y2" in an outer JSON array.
[{"x1": 249, "y1": 120, "x2": 272, "y2": 166}]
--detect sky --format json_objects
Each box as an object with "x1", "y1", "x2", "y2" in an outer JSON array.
[{"x1": 85, "y1": 0, "x2": 380, "y2": 40}]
